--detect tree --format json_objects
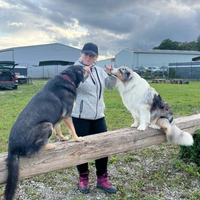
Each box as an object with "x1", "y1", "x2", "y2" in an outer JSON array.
[
  {"x1": 153, "y1": 35, "x2": 200, "y2": 51},
  {"x1": 153, "y1": 39, "x2": 181, "y2": 50},
  {"x1": 181, "y1": 41, "x2": 198, "y2": 51},
  {"x1": 196, "y1": 35, "x2": 200, "y2": 51}
]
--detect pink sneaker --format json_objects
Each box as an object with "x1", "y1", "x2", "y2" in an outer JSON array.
[
  {"x1": 79, "y1": 172, "x2": 89, "y2": 193},
  {"x1": 97, "y1": 173, "x2": 117, "y2": 193}
]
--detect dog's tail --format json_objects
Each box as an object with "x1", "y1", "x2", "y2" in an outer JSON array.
[
  {"x1": 4, "y1": 152, "x2": 20, "y2": 200},
  {"x1": 156, "y1": 118, "x2": 194, "y2": 146}
]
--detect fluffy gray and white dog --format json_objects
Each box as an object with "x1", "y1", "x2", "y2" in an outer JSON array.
[{"x1": 111, "y1": 66, "x2": 193, "y2": 146}]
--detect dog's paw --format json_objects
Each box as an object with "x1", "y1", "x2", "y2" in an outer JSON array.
[
  {"x1": 131, "y1": 122, "x2": 139, "y2": 128},
  {"x1": 42, "y1": 144, "x2": 56, "y2": 151},
  {"x1": 137, "y1": 125, "x2": 146, "y2": 131},
  {"x1": 75, "y1": 136, "x2": 84, "y2": 142},
  {"x1": 61, "y1": 136, "x2": 69, "y2": 141},
  {"x1": 149, "y1": 124, "x2": 161, "y2": 129}
]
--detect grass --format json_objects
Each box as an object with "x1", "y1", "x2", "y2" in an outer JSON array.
[
  {"x1": 0, "y1": 80, "x2": 48, "y2": 153},
  {"x1": 0, "y1": 79, "x2": 200, "y2": 199},
  {"x1": 105, "y1": 81, "x2": 200, "y2": 128}
]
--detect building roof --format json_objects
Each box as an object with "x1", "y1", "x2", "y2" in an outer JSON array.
[
  {"x1": 124, "y1": 48, "x2": 200, "y2": 55},
  {"x1": 0, "y1": 43, "x2": 80, "y2": 52},
  {"x1": 169, "y1": 61, "x2": 200, "y2": 66},
  {"x1": 192, "y1": 56, "x2": 200, "y2": 61}
]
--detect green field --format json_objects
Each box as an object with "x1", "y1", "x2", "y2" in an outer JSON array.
[
  {"x1": 0, "y1": 80, "x2": 200, "y2": 199},
  {"x1": 1, "y1": 80, "x2": 199, "y2": 153}
]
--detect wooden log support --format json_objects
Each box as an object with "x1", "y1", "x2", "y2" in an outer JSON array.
[
  {"x1": 152, "y1": 79, "x2": 167, "y2": 83},
  {"x1": 170, "y1": 79, "x2": 189, "y2": 84},
  {"x1": 0, "y1": 114, "x2": 200, "y2": 185}
]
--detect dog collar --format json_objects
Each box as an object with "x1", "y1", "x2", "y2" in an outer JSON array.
[{"x1": 62, "y1": 74, "x2": 75, "y2": 86}]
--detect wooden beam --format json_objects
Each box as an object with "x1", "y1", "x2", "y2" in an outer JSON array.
[{"x1": 0, "y1": 114, "x2": 200, "y2": 185}]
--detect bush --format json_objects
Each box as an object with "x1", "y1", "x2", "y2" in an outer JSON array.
[{"x1": 179, "y1": 130, "x2": 200, "y2": 165}]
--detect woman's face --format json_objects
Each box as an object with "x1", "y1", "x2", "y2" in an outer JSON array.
[{"x1": 81, "y1": 53, "x2": 97, "y2": 66}]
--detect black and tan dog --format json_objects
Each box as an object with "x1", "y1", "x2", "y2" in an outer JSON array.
[{"x1": 4, "y1": 65, "x2": 89, "y2": 200}]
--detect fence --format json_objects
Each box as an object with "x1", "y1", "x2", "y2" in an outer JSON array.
[
  {"x1": 28, "y1": 65, "x2": 72, "y2": 78},
  {"x1": 15, "y1": 62, "x2": 200, "y2": 80},
  {"x1": 169, "y1": 62, "x2": 200, "y2": 79}
]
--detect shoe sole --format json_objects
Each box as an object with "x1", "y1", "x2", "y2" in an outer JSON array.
[
  {"x1": 97, "y1": 185, "x2": 117, "y2": 193},
  {"x1": 79, "y1": 187, "x2": 90, "y2": 193}
]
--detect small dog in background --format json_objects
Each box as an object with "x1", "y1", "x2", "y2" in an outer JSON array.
[{"x1": 110, "y1": 66, "x2": 193, "y2": 146}]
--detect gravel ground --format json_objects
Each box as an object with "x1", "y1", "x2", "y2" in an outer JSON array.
[{"x1": 1, "y1": 143, "x2": 200, "y2": 200}]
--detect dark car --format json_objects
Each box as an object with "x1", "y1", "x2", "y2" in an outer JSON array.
[
  {"x1": 153, "y1": 66, "x2": 169, "y2": 77},
  {"x1": 0, "y1": 61, "x2": 18, "y2": 89},
  {"x1": 134, "y1": 66, "x2": 148, "y2": 76}
]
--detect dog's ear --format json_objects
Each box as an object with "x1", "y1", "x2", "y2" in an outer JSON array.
[
  {"x1": 76, "y1": 69, "x2": 85, "y2": 83},
  {"x1": 72, "y1": 65, "x2": 86, "y2": 83},
  {"x1": 124, "y1": 69, "x2": 132, "y2": 82}
]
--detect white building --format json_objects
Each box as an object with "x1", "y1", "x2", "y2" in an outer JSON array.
[
  {"x1": 0, "y1": 43, "x2": 81, "y2": 78},
  {"x1": 96, "y1": 58, "x2": 115, "y2": 69},
  {"x1": 1, "y1": 43, "x2": 200, "y2": 78},
  {"x1": 115, "y1": 48, "x2": 200, "y2": 69}
]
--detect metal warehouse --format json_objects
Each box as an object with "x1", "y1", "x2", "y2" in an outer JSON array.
[
  {"x1": 0, "y1": 43, "x2": 81, "y2": 78},
  {"x1": 1, "y1": 43, "x2": 200, "y2": 78},
  {"x1": 169, "y1": 62, "x2": 200, "y2": 79},
  {"x1": 114, "y1": 48, "x2": 200, "y2": 69}
]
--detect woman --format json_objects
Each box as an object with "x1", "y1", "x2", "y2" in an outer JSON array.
[{"x1": 72, "y1": 42, "x2": 117, "y2": 193}]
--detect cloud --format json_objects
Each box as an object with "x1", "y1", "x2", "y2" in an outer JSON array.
[
  {"x1": 7, "y1": 21, "x2": 24, "y2": 27},
  {"x1": 0, "y1": 0, "x2": 200, "y2": 59}
]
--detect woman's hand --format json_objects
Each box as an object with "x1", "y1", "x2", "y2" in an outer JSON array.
[
  {"x1": 104, "y1": 64, "x2": 113, "y2": 75},
  {"x1": 84, "y1": 65, "x2": 93, "y2": 74}
]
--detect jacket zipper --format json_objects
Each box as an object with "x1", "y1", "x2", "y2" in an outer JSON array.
[
  {"x1": 90, "y1": 68, "x2": 98, "y2": 119},
  {"x1": 93, "y1": 67, "x2": 103, "y2": 119},
  {"x1": 90, "y1": 74, "x2": 96, "y2": 84},
  {"x1": 79, "y1": 100, "x2": 83, "y2": 118},
  {"x1": 94, "y1": 67, "x2": 102, "y2": 99}
]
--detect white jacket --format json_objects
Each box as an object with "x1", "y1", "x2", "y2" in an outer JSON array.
[{"x1": 72, "y1": 61, "x2": 117, "y2": 120}]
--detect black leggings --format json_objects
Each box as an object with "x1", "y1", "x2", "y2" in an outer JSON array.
[{"x1": 72, "y1": 117, "x2": 108, "y2": 176}]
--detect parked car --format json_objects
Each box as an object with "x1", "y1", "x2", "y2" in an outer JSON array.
[
  {"x1": 134, "y1": 66, "x2": 148, "y2": 76},
  {"x1": 153, "y1": 66, "x2": 169, "y2": 77},
  {"x1": 147, "y1": 66, "x2": 159, "y2": 73},
  {"x1": 0, "y1": 61, "x2": 18, "y2": 89}
]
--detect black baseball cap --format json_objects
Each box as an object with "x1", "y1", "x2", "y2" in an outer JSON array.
[{"x1": 81, "y1": 42, "x2": 98, "y2": 56}]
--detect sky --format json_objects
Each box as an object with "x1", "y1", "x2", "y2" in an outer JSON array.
[{"x1": 0, "y1": 0, "x2": 200, "y2": 59}]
